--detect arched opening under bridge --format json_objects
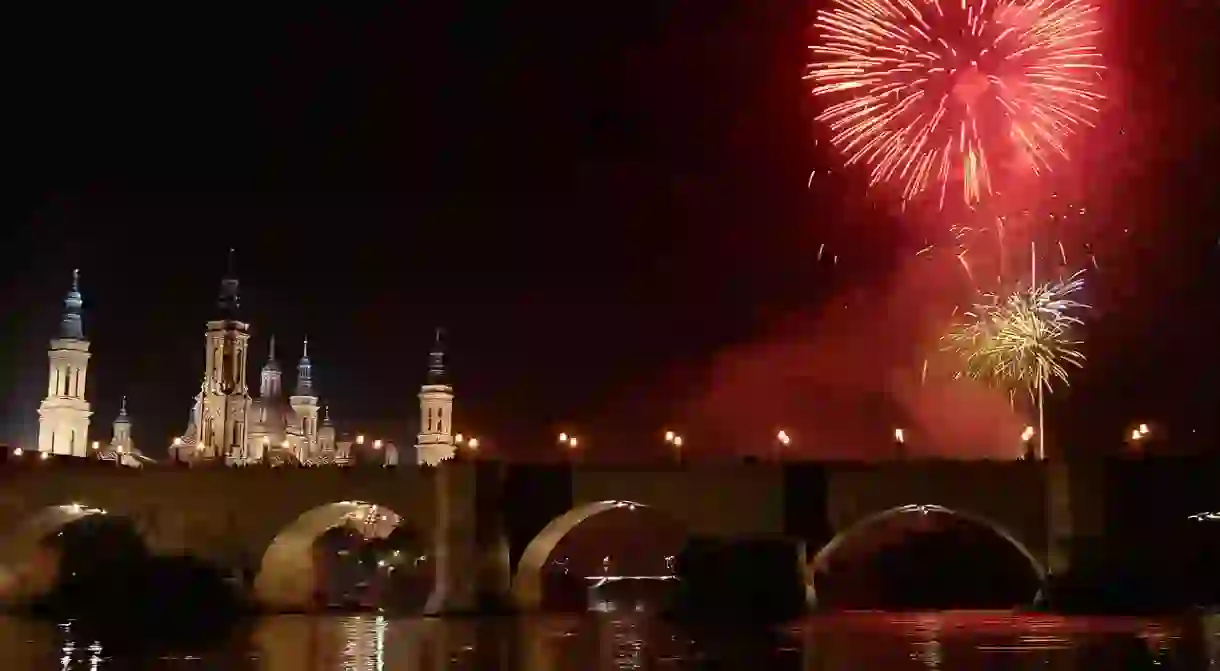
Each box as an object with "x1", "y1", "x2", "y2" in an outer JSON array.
[
  {"x1": 810, "y1": 504, "x2": 1046, "y2": 610},
  {"x1": 512, "y1": 500, "x2": 687, "y2": 612},
  {"x1": 0, "y1": 504, "x2": 145, "y2": 603},
  {"x1": 254, "y1": 501, "x2": 429, "y2": 612}
]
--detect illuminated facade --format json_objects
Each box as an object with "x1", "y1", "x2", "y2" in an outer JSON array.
[
  {"x1": 414, "y1": 331, "x2": 455, "y2": 466},
  {"x1": 95, "y1": 396, "x2": 155, "y2": 467},
  {"x1": 36, "y1": 270, "x2": 93, "y2": 457},
  {"x1": 168, "y1": 258, "x2": 343, "y2": 466}
]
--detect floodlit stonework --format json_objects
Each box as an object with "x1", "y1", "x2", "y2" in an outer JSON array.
[{"x1": 36, "y1": 270, "x2": 93, "y2": 458}]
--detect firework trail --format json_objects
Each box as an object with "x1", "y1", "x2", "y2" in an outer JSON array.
[
  {"x1": 919, "y1": 196, "x2": 1099, "y2": 292},
  {"x1": 806, "y1": 0, "x2": 1105, "y2": 209}
]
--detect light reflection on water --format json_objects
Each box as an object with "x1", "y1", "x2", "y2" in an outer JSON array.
[{"x1": 0, "y1": 611, "x2": 1215, "y2": 670}]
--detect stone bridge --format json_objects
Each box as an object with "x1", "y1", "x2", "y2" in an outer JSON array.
[{"x1": 0, "y1": 457, "x2": 1212, "y2": 611}]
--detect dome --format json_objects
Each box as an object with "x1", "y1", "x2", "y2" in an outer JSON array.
[{"x1": 251, "y1": 396, "x2": 303, "y2": 436}]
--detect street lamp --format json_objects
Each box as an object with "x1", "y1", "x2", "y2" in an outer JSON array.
[
  {"x1": 373, "y1": 439, "x2": 383, "y2": 450},
  {"x1": 1127, "y1": 422, "x2": 1151, "y2": 454},
  {"x1": 775, "y1": 430, "x2": 791, "y2": 462},
  {"x1": 356, "y1": 434, "x2": 366, "y2": 446},
  {"x1": 664, "y1": 430, "x2": 684, "y2": 463},
  {"x1": 1021, "y1": 426, "x2": 1036, "y2": 460},
  {"x1": 455, "y1": 434, "x2": 480, "y2": 456},
  {"x1": 558, "y1": 433, "x2": 580, "y2": 460}
]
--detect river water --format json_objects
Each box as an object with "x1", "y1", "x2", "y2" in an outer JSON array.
[{"x1": 1, "y1": 611, "x2": 1216, "y2": 670}]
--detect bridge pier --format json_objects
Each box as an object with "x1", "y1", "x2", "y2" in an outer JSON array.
[{"x1": 425, "y1": 462, "x2": 512, "y2": 614}]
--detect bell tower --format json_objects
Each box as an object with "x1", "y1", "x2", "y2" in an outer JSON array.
[
  {"x1": 37, "y1": 269, "x2": 93, "y2": 457},
  {"x1": 289, "y1": 336, "x2": 320, "y2": 458},
  {"x1": 197, "y1": 250, "x2": 252, "y2": 462},
  {"x1": 415, "y1": 329, "x2": 455, "y2": 466}
]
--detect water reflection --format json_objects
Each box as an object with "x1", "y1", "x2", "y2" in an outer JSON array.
[{"x1": 0, "y1": 611, "x2": 1215, "y2": 669}]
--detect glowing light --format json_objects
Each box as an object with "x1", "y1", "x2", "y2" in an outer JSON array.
[
  {"x1": 455, "y1": 433, "x2": 465, "y2": 444},
  {"x1": 558, "y1": 432, "x2": 568, "y2": 443},
  {"x1": 777, "y1": 430, "x2": 791, "y2": 446},
  {"x1": 356, "y1": 435, "x2": 365, "y2": 445},
  {"x1": 373, "y1": 439, "x2": 383, "y2": 450},
  {"x1": 91, "y1": 441, "x2": 99, "y2": 450},
  {"x1": 13, "y1": 447, "x2": 22, "y2": 456},
  {"x1": 806, "y1": 0, "x2": 1105, "y2": 208},
  {"x1": 894, "y1": 428, "x2": 905, "y2": 444},
  {"x1": 944, "y1": 271, "x2": 1088, "y2": 397},
  {"x1": 467, "y1": 438, "x2": 479, "y2": 450},
  {"x1": 40, "y1": 452, "x2": 50, "y2": 460},
  {"x1": 664, "y1": 430, "x2": 675, "y2": 443},
  {"x1": 1021, "y1": 426, "x2": 1035, "y2": 442},
  {"x1": 173, "y1": 437, "x2": 183, "y2": 446}
]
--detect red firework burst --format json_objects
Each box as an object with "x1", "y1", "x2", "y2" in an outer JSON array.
[{"x1": 806, "y1": 0, "x2": 1106, "y2": 209}]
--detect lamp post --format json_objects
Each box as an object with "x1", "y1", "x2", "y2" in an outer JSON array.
[
  {"x1": 1127, "y1": 422, "x2": 1150, "y2": 455},
  {"x1": 558, "y1": 433, "x2": 580, "y2": 462},
  {"x1": 455, "y1": 434, "x2": 480, "y2": 459},
  {"x1": 664, "y1": 430, "x2": 684, "y2": 464},
  {"x1": 775, "y1": 430, "x2": 791, "y2": 462}
]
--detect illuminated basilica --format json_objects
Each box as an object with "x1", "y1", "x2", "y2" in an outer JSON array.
[{"x1": 34, "y1": 261, "x2": 456, "y2": 468}]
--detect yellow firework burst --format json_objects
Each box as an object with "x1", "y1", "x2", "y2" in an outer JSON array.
[{"x1": 944, "y1": 270, "x2": 1088, "y2": 396}]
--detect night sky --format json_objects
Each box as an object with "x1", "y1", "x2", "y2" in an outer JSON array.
[{"x1": 4, "y1": 2, "x2": 1218, "y2": 460}]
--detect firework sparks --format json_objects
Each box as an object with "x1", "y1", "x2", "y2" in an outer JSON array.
[
  {"x1": 944, "y1": 270, "x2": 1089, "y2": 396},
  {"x1": 806, "y1": 0, "x2": 1105, "y2": 208}
]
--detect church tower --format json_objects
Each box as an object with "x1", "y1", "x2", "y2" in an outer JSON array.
[
  {"x1": 289, "y1": 336, "x2": 320, "y2": 457},
  {"x1": 415, "y1": 329, "x2": 455, "y2": 466},
  {"x1": 198, "y1": 251, "x2": 252, "y2": 463},
  {"x1": 260, "y1": 335, "x2": 283, "y2": 398},
  {"x1": 37, "y1": 269, "x2": 93, "y2": 457},
  {"x1": 110, "y1": 395, "x2": 133, "y2": 452}
]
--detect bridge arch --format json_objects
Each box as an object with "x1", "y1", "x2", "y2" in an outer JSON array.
[
  {"x1": 809, "y1": 504, "x2": 1046, "y2": 607},
  {"x1": 0, "y1": 503, "x2": 138, "y2": 601},
  {"x1": 511, "y1": 500, "x2": 686, "y2": 610},
  {"x1": 253, "y1": 501, "x2": 423, "y2": 611}
]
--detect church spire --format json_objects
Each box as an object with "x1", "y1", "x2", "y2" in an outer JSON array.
[
  {"x1": 113, "y1": 395, "x2": 130, "y2": 431},
  {"x1": 217, "y1": 248, "x2": 240, "y2": 319},
  {"x1": 259, "y1": 334, "x2": 282, "y2": 397},
  {"x1": 295, "y1": 336, "x2": 314, "y2": 396},
  {"x1": 59, "y1": 269, "x2": 85, "y2": 340},
  {"x1": 427, "y1": 328, "x2": 446, "y2": 384}
]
